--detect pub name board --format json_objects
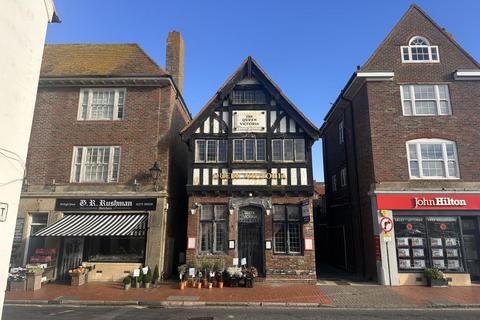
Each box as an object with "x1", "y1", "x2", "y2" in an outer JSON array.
[{"x1": 55, "y1": 198, "x2": 157, "y2": 211}]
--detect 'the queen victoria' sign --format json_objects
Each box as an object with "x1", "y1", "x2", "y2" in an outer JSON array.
[{"x1": 233, "y1": 110, "x2": 266, "y2": 132}]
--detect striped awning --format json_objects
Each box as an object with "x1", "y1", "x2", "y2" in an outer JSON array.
[{"x1": 34, "y1": 213, "x2": 147, "y2": 237}]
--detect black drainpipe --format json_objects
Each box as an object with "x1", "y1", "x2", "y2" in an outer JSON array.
[{"x1": 340, "y1": 95, "x2": 367, "y2": 279}]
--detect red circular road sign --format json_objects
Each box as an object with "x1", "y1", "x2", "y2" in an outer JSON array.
[{"x1": 380, "y1": 217, "x2": 393, "y2": 232}]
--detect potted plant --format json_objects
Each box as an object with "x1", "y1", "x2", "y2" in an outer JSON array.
[
  {"x1": 123, "y1": 276, "x2": 132, "y2": 290},
  {"x1": 178, "y1": 264, "x2": 188, "y2": 290},
  {"x1": 144, "y1": 269, "x2": 152, "y2": 288},
  {"x1": 214, "y1": 259, "x2": 226, "y2": 288},
  {"x1": 424, "y1": 268, "x2": 448, "y2": 287},
  {"x1": 135, "y1": 268, "x2": 144, "y2": 288},
  {"x1": 152, "y1": 265, "x2": 160, "y2": 287},
  {"x1": 226, "y1": 266, "x2": 242, "y2": 287},
  {"x1": 243, "y1": 266, "x2": 258, "y2": 288}
]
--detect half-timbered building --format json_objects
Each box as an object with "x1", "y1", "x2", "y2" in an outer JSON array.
[{"x1": 181, "y1": 57, "x2": 319, "y2": 279}]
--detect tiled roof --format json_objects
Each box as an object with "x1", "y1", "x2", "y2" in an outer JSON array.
[{"x1": 40, "y1": 44, "x2": 167, "y2": 77}]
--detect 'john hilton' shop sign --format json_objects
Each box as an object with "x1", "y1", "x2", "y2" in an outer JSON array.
[
  {"x1": 376, "y1": 194, "x2": 480, "y2": 210},
  {"x1": 55, "y1": 198, "x2": 157, "y2": 211}
]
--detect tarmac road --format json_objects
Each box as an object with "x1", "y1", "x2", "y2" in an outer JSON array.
[{"x1": 3, "y1": 305, "x2": 480, "y2": 320}]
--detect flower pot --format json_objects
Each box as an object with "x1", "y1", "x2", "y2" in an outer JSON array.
[
  {"x1": 135, "y1": 281, "x2": 141, "y2": 288},
  {"x1": 202, "y1": 279, "x2": 208, "y2": 287},
  {"x1": 191, "y1": 279, "x2": 197, "y2": 288},
  {"x1": 218, "y1": 281, "x2": 224, "y2": 288},
  {"x1": 124, "y1": 283, "x2": 131, "y2": 290},
  {"x1": 207, "y1": 282, "x2": 213, "y2": 289},
  {"x1": 428, "y1": 278, "x2": 448, "y2": 287},
  {"x1": 229, "y1": 277, "x2": 238, "y2": 287},
  {"x1": 144, "y1": 282, "x2": 151, "y2": 288},
  {"x1": 179, "y1": 281, "x2": 187, "y2": 290},
  {"x1": 197, "y1": 282, "x2": 202, "y2": 289}
]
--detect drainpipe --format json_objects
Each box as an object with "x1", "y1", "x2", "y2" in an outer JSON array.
[{"x1": 340, "y1": 95, "x2": 367, "y2": 279}]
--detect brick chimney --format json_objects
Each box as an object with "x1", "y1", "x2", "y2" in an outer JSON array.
[{"x1": 166, "y1": 31, "x2": 184, "y2": 93}]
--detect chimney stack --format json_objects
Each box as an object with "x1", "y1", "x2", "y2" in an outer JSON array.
[{"x1": 166, "y1": 31, "x2": 184, "y2": 93}]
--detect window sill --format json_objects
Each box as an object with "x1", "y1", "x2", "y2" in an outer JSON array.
[{"x1": 409, "y1": 177, "x2": 460, "y2": 180}]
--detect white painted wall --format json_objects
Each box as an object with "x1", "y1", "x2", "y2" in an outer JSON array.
[{"x1": 0, "y1": 0, "x2": 56, "y2": 317}]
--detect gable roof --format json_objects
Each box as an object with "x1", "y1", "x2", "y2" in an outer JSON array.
[
  {"x1": 181, "y1": 56, "x2": 319, "y2": 139},
  {"x1": 362, "y1": 4, "x2": 480, "y2": 70},
  {"x1": 40, "y1": 43, "x2": 167, "y2": 77}
]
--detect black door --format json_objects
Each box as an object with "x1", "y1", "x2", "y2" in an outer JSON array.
[
  {"x1": 238, "y1": 206, "x2": 264, "y2": 276},
  {"x1": 462, "y1": 217, "x2": 480, "y2": 281}
]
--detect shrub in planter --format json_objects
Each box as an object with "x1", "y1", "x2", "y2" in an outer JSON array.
[
  {"x1": 178, "y1": 264, "x2": 188, "y2": 290},
  {"x1": 424, "y1": 268, "x2": 448, "y2": 287},
  {"x1": 144, "y1": 269, "x2": 152, "y2": 288},
  {"x1": 242, "y1": 266, "x2": 258, "y2": 288},
  {"x1": 152, "y1": 265, "x2": 160, "y2": 287},
  {"x1": 123, "y1": 276, "x2": 132, "y2": 290},
  {"x1": 226, "y1": 267, "x2": 242, "y2": 287}
]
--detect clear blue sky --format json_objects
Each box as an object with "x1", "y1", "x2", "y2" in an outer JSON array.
[{"x1": 46, "y1": 0, "x2": 480, "y2": 182}]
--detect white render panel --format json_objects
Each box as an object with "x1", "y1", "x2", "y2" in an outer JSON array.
[
  {"x1": 290, "y1": 168, "x2": 298, "y2": 185},
  {"x1": 271, "y1": 168, "x2": 278, "y2": 186},
  {"x1": 221, "y1": 168, "x2": 228, "y2": 185},
  {"x1": 231, "y1": 169, "x2": 267, "y2": 185},
  {"x1": 203, "y1": 117, "x2": 210, "y2": 133},
  {"x1": 270, "y1": 111, "x2": 276, "y2": 128},
  {"x1": 213, "y1": 112, "x2": 220, "y2": 133},
  {"x1": 202, "y1": 168, "x2": 209, "y2": 185},
  {"x1": 281, "y1": 168, "x2": 288, "y2": 186},
  {"x1": 195, "y1": 127, "x2": 200, "y2": 133},
  {"x1": 289, "y1": 118, "x2": 296, "y2": 133},
  {"x1": 193, "y1": 169, "x2": 200, "y2": 185},
  {"x1": 212, "y1": 168, "x2": 218, "y2": 185},
  {"x1": 279, "y1": 116, "x2": 287, "y2": 133},
  {"x1": 222, "y1": 111, "x2": 229, "y2": 133},
  {"x1": 300, "y1": 168, "x2": 308, "y2": 185}
]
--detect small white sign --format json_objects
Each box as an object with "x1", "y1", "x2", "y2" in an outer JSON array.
[
  {"x1": 265, "y1": 240, "x2": 272, "y2": 250},
  {"x1": 229, "y1": 240, "x2": 235, "y2": 249},
  {"x1": 189, "y1": 268, "x2": 196, "y2": 277},
  {"x1": 188, "y1": 237, "x2": 196, "y2": 249},
  {"x1": 241, "y1": 258, "x2": 247, "y2": 266},
  {"x1": 304, "y1": 238, "x2": 313, "y2": 251},
  {"x1": 0, "y1": 202, "x2": 8, "y2": 222},
  {"x1": 133, "y1": 269, "x2": 140, "y2": 277},
  {"x1": 233, "y1": 258, "x2": 239, "y2": 266},
  {"x1": 142, "y1": 266, "x2": 149, "y2": 274}
]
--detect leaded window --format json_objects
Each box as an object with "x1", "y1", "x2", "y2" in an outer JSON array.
[
  {"x1": 72, "y1": 146, "x2": 121, "y2": 183},
  {"x1": 273, "y1": 205, "x2": 302, "y2": 254},
  {"x1": 78, "y1": 88, "x2": 126, "y2": 120},
  {"x1": 195, "y1": 140, "x2": 227, "y2": 163},
  {"x1": 231, "y1": 90, "x2": 266, "y2": 104},
  {"x1": 271, "y1": 139, "x2": 306, "y2": 162},
  {"x1": 233, "y1": 139, "x2": 266, "y2": 162},
  {"x1": 200, "y1": 204, "x2": 228, "y2": 254}
]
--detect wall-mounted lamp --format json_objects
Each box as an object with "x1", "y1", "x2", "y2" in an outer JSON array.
[
  {"x1": 149, "y1": 161, "x2": 162, "y2": 191},
  {"x1": 51, "y1": 179, "x2": 56, "y2": 192},
  {"x1": 133, "y1": 179, "x2": 139, "y2": 192},
  {"x1": 190, "y1": 203, "x2": 199, "y2": 215},
  {"x1": 265, "y1": 200, "x2": 272, "y2": 216}
]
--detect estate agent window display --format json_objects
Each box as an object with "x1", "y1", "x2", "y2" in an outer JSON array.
[{"x1": 394, "y1": 216, "x2": 464, "y2": 272}]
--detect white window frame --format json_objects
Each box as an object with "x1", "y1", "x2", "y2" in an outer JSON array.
[
  {"x1": 400, "y1": 84, "x2": 451, "y2": 116},
  {"x1": 332, "y1": 174, "x2": 337, "y2": 192},
  {"x1": 77, "y1": 88, "x2": 126, "y2": 121},
  {"x1": 271, "y1": 139, "x2": 306, "y2": 163},
  {"x1": 401, "y1": 36, "x2": 439, "y2": 63},
  {"x1": 406, "y1": 139, "x2": 460, "y2": 180},
  {"x1": 195, "y1": 140, "x2": 227, "y2": 163},
  {"x1": 339, "y1": 121, "x2": 344, "y2": 144},
  {"x1": 232, "y1": 139, "x2": 266, "y2": 162},
  {"x1": 70, "y1": 146, "x2": 121, "y2": 183},
  {"x1": 340, "y1": 167, "x2": 347, "y2": 187}
]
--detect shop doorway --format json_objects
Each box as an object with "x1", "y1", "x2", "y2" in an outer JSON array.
[
  {"x1": 58, "y1": 237, "x2": 84, "y2": 281},
  {"x1": 238, "y1": 206, "x2": 264, "y2": 276},
  {"x1": 462, "y1": 217, "x2": 480, "y2": 281}
]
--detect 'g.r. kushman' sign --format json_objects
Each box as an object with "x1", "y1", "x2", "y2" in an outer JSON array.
[{"x1": 55, "y1": 198, "x2": 157, "y2": 211}]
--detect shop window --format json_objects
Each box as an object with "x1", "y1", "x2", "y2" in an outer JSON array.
[
  {"x1": 78, "y1": 88, "x2": 126, "y2": 120},
  {"x1": 231, "y1": 90, "x2": 266, "y2": 105},
  {"x1": 232, "y1": 139, "x2": 266, "y2": 162},
  {"x1": 195, "y1": 140, "x2": 228, "y2": 163},
  {"x1": 271, "y1": 139, "x2": 306, "y2": 162},
  {"x1": 71, "y1": 146, "x2": 121, "y2": 183},
  {"x1": 199, "y1": 205, "x2": 228, "y2": 254},
  {"x1": 84, "y1": 237, "x2": 145, "y2": 262},
  {"x1": 273, "y1": 205, "x2": 302, "y2": 254},
  {"x1": 401, "y1": 85, "x2": 451, "y2": 116},
  {"x1": 27, "y1": 213, "x2": 48, "y2": 262},
  {"x1": 394, "y1": 216, "x2": 465, "y2": 272},
  {"x1": 401, "y1": 36, "x2": 439, "y2": 63},
  {"x1": 406, "y1": 139, "x2": 459, "y2": 179}
]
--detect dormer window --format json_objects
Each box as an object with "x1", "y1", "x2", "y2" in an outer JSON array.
[{"x1": 401, "y1": 36, "x2": 439, "y2": 63}]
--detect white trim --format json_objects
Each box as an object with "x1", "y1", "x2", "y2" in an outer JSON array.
[
  {"x1": 401, "y1": 37, "x2": 440, "y2": 63},
  {"x1": 356, "y1": 72, "x2": 394, "y2": 78},
  {"x1": 454, "y1": 70, "x2": 480, "y2": 80},
  {"x1": 77, "y1": 88, "x2": 126, "y2": 121}
]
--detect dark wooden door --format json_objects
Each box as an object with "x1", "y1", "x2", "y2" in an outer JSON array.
[
  {"x1": 462, "y1": 217, "x2": 480, "y2": 281},
  {"x1": 58, "y1": 237, "x2": 84, "y2": 281},
  {"x1": 238, "y1": 206, "x2": 264, "y2": 276}
]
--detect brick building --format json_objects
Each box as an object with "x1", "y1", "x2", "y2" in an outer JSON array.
[
  {"x1": 180, "y1": 57, "x2": 319, "y2": 280},
  {"x1": 11, "y1": 32, "x2": 192, "y2": 281},
  {"x1": 320, "y1": 5, "x2": 480, "y2": 285}
]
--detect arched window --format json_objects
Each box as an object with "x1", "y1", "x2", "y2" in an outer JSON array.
[
  {"x1": 406, "y1": 139, "x2": 459, "y2": 179},
  {"x1": 401, "y1": 36, "x2": 439, "y2": 62}
]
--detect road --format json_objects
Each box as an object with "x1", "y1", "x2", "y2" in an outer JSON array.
[{"x1": 3, "y1": 305, "x2": 480, "y2": 320}]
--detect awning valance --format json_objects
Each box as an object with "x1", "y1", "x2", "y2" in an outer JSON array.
[{"x1": 34, "y1": 213, "x2": 147, "y2": 237}]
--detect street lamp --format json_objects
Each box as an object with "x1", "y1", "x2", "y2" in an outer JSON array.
[{"x1": 149, "y1": 161, "x2": 162, "y2": 191}]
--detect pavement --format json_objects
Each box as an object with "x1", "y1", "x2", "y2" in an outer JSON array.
[{"x1": 4, "y1": 280, "x2": 480, "y2": 309}]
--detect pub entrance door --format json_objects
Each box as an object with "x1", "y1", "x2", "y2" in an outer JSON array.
[{"x1": 238, "y1": 206, "x2": 264, "y2": 276}]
